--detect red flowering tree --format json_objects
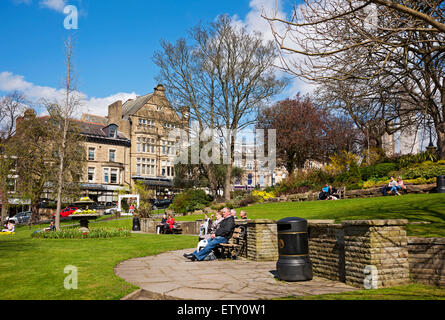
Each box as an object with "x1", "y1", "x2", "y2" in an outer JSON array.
[{"x1": 257, "y1": 95, "x2": 358, "y2": 174}]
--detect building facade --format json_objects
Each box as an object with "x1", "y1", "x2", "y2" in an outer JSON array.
[
  {"x1": 79, "y1": 84, "x2": 190, "y2": 202},
  {"x1": 78, "y1": 121, "x2": 131, "y2": 203}
]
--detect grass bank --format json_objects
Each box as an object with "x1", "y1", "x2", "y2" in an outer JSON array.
[{"x1": 0, "y1": 222, "x2": 196, "y2": 300}]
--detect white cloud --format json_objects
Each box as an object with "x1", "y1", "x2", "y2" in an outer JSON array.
[
  {"x1": 233, "y1": 0, "x2": 314, "y2": 97},
  {"x1": 0, "y1": 71, "x2": 137, "y2": 118},
  {"x1": 39, "y1": 0, "x2": 67, "y2": 13}
]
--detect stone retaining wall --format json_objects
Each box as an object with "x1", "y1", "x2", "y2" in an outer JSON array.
[
  {"x1": 246, "y1": 220, "x2": 278, "y2": 261},
  {"x1": 408, "y1": 237, "x2": 445, "y2": 286},
  {"x1": 342, "y1": 220, "x2": 410, "y2": 288},
  {"x1": 245, "y1": 219, "x2": 415, "y2": 289},
  {"x1": 139, "y1": 218, "x2": 201, "y2": 235},
  {"x1": 264, "y1": 183, "x2": 436, "y2": 203},
  {"x1": 308, "y1": 222, "x2": 345, "y2": 282}
]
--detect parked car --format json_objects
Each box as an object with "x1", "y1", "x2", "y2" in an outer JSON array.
[
  {"x1": 52, "y1": 206, "x2": 79, "y2": 218},
  {"x1": 104, "y1": 206, "x2": 119, "y2": 215},
  {"x1": 150, "y1": 199, "x2": 172, "y2": 210},
  {"x1": 105, "y1": 202, "x2": 116, "y2": 208},
  {"x1": 6, "y1": 211, "x2": 31, "y2": 224}
]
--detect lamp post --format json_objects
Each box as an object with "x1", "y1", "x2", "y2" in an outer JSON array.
[{"x1": 426, "y1": 119, "x2": 437, "y2": 154}]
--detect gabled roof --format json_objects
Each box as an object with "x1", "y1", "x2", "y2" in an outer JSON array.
[
  {"x1": 77, "y1": 120, "x2": 129, "y2": 142},
  {"x1": 122, "y1": 93, "x2": 153, "y2": 120}
]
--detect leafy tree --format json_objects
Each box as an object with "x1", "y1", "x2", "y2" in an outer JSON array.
[{"x1": 257, "y1": 95, "x2": 358, "y2": 174}]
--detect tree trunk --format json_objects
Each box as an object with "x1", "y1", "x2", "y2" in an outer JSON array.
[
  {"x1": 224, "y1": 163, "x2": 232, "y2": 201},
  {"x1": 55, "y1": 122, "x2": 68, "y2": 231},
  {"x1": 436, "y1": 122, "x2": 445, "y2": 160},
  {"x1": 0, "y1": 191, "x2": 7, "y2": 224},
  {"x1": 30, "y1": 203, "x2": 40, "y2": 226}
]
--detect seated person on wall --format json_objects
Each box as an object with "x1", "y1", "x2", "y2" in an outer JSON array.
[
  {"x1": 318, "y1": 184, "x2": 330, "y2": 200},
  {"x1": 239, "y1": 210, "x2": 247, "y2": 219},
  {"x1": 183, "y1": 207, "x2": 235, "y2": 261},
  {"x1": 393, "y1": 177, "x2": 407, "y2": 195},
  {"x1": 381, "y1": 177, "x2": 397, "y2": 196},
  {"x1": 230, "y1": 209, "x2": 237, "y2": 219},
  {"x1": 327, "y1": 185, "x2": 339, "y2": 200}
]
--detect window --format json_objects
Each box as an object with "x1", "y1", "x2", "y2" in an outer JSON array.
[
  {"x1": 162, "y1": 141, "x2": 166, "y2": 155},
  {"x1": 137, "y1": 137, "x2": 141, "y2": 152},
  {"x1": 88, "y1": 148, "x2": 95, "y2": 161},
  {"x1": 142, "y1": 158, "x2": 147, "y2": 175},
  {"x1": 109, "y1": 125, "x2": 117, "y2": 138},
  {"x1": 109, "y1": 149, "x2": 116, "y2": 162},
  {"x1": 150, "y1": 159, "x2": 155, "y2": 175},
  {"x1": 104, "y1": 168, "x2": 109, "y2": 183},
  {"x1": 111, "y1": 169, "x2": 118, "y2": 184},
  {"x1": 248, "y1": 174, "x2": 253, "y2": 185},
  {"x1": 136, "y1": 158, "x2": 141, "y2": 175},
  {"x1": 88, "y1": 167, "x2": 95, "y2": 182}
]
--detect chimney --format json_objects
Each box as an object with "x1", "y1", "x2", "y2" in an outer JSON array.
[
  {"x1": 180, "y1": 106, "x2": 190, "y2": 123},
  {"x1": 154, "y1": 84, "x2": 166, "y2": 97},
  {"x1": 108, "y1": 100, "x2": 122, "y2": 124}
]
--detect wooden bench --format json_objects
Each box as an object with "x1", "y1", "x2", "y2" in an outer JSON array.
[
  {"x1": 159, "y1": 223, "x2": 182, "y2": 234},
  {"x1": 216, "y1": 226, "x2": 246, "y2": 260},
  {"x1": 337, "y1": 186, "x2": 346, "y2": 199}
]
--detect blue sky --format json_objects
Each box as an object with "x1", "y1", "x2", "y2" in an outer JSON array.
[{"x1": 0, "y1": 0, "x2": 305, "y2": 116}]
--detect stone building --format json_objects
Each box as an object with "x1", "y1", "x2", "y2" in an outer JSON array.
[
  {"x1": 102, "y1": 84, "x2": 189, "y2": 197},
  {"x1": 233, "y1": 144, "x2": 287, "y2": 190},
  {"x1": 78, "y1": 120, "x2": 131, "y2": 203}
]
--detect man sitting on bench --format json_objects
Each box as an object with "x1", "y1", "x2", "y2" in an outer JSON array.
[{"x1": 183, "y1": 207, "x2": 235, "y2": 262}]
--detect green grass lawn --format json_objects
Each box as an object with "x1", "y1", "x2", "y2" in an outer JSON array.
[
  {"x1": 176, "y1": 194, "x2": 445, "y2": 237},
  {"x1": 0, "y1": 222, "x2": 197, "y2": 300},
  {"x1": 1, "y1": 194, "x2": 444, "y2": 300},
  {"x1": 278, "y1": 284, "x2": 445, "y2": 300}
]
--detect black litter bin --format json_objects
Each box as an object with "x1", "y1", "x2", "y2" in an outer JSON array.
[
  {"x1": 276, "y1": 217, "x2": 313, "y2": 281},
  {"x1": 132, "y1": 217, "x2": 141, "y2": 231},
  {"x1": 437, "y1": 175, "x2": 445, "y2": 194}
]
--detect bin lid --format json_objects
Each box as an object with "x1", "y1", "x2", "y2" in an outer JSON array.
[{"x1": 277, "y1": 217, "x2": 307, "y2": 232}]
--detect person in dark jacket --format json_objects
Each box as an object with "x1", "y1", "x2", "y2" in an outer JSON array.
[{"x1": 184, "y1": 207, "x2": 235, "y2": 261}]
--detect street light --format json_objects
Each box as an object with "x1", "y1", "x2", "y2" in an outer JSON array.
[{"x1": 426, "y1": 119, "x2": 436, "y2": 154}]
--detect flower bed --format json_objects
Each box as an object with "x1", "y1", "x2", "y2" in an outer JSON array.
[{"x1": 31, "y1": 227, "x2": 130, "y2": 239}]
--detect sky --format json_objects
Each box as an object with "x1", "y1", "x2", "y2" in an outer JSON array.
[{"x1": 0, "y1": 0, "x2": 308, "y2": 117}]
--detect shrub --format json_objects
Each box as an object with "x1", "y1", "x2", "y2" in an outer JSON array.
[
  {"x1": 396, "y1": 152, "x2": 439, "y2": 168},
  {"x1": 31, "y1": 227, "x2": 131, "y2": 239},
  {"x1": 360, "y1": 163, "x2": 398, "y2": 181},
  {"x1": 210, "y1": 203, "x2": 226, "y2": 211},
  {"x1": 346, "y1": 182, "x2": 363, "y2": 190},
  {"x1": 237, "y1": 194, "x2": 260, "y2": 207},
  {"x1": 275, "y1": 174, "x2": 315, "y2": 195},
  {"x1": 396, "y1": 162, "x2": 445, "y2": 180},
  {"x1": 169, "y1": 189, "x2": 212, "y2": 214},
  {"x1": 252, "y1": 190, "x2": 276, "y2": 202}
]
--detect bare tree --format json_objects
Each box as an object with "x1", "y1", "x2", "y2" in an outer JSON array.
[
  {"x1": 263, "y1": 0, "x2": 445, "y2": 158},
  {"x1": 0, "y1": 91, "x2": 27, "y2": 223},
  {"x1": 154, "y1": 15, "x2": 286, "y2": 200},
  {"x1": 0, "y1": 91, "x2": 27, "y2": 140},
  {"x1": 44, "y1": 37, "x2": 84, "y2": 230}
]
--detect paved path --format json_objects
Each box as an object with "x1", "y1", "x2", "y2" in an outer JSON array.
[{"x1": 115, "y1": 248, "x2": 358, "y2": 300}]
